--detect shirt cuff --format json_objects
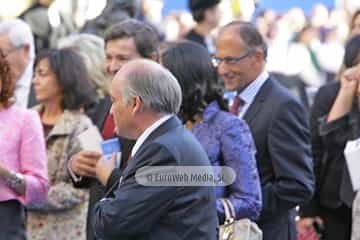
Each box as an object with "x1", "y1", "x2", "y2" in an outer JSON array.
[
  {"x1": 318, "y1": 113, "x2": 350, "y2": 136},
  {"x1": 67, "y1": 157, "x2": 83, "y2": 183}
]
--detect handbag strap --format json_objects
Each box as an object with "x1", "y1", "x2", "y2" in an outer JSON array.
[
  {"x1": 220, "y1": 198, "x2": 235, "y2": 223},
  {"x1": 225, "y1": 199, "x2": 236, "y2": 218}
]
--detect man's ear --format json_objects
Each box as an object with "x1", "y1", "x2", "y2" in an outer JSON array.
[
  {"x1": 150, "y1": 51, "x2": 159, "y2": 62},
  {"x1": 132, "y1": 96, "x2": 144, "y2": 114},
  {"x1": 22, "y1": 44, "x2": 30, "y2": 58}
]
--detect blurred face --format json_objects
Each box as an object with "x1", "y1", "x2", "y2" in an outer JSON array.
[
  {"x1": 110, "y1": 72, "x2": 135, "y2": 139},
  {"x1": 33, "y1": 58, "x2": 63, "y2": 105},
  {"x1": 352, "y1": 14, "x2": 360, "y2": 37},
  {"x1": 0, "y1": 34, "x2": 28, "y2": 82},
  {"x1": 105, "y1": 37, "x2": 142, "y2": 79},
  {"x1": 215, "y1": 28, "x2": 263, "y2": 92},
  {"x1": 205, "y1": 5, "x2": 222, "y2": 29}
]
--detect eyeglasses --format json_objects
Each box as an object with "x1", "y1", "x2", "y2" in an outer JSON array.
[
  {"x1": 212, "y1": 49, "x2": 254, "y2": 67},
  {"x1": 2, "y1": 45, "x2": 23, "y2": 58}
]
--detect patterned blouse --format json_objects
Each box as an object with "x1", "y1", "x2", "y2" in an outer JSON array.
[
  {"x1": 192, "y1": 101, "x2": 262, "y2": 222},
  {"x1": 27, "y1": 106, "x2": 93, "y2": 240}
]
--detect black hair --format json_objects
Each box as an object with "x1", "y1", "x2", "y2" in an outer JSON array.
[
  {"x1": 189, "y1": 0, "x2": 220, "y2": 23},
  {"x1": 161, "y1": 41, "x2": 227, "y2": 123},
  {"x1": 104, "y1": 19, "x2": 160, "y2": 60},
  {"x1": 34, "y1": 48, "x2": 97, "y2": 110},
  {"x1": 344, "y1": 35, "x2": 360, "y2": 68}
]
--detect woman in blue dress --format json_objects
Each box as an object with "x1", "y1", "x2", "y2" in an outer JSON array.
[{"x1": 161, "y1": 41, "x2": 262, "y2": 222}]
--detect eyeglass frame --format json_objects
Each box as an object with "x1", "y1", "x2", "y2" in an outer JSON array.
[
  {"x1": 212, "y1": 48, "x2": 255, "y2": 67},
  {"x1": 1, "y1": 45, "x2": 24, "y2": 58}
]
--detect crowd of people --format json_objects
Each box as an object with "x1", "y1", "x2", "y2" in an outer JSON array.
[{"x1": 1, "y1": 0, "x2": 360, "y2": 240}]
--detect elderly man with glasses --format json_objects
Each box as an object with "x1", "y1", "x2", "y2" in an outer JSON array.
[
  {"x1": 0, "y1": 19, "x2": 35, "y2": 108},
  {"x1": 215, "y1": 21, "x2": 315, "y2": 240}
]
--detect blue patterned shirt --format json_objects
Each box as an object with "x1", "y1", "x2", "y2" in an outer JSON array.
[{"x1": 192, "y1": 101, "x2": 262, "y2": 222}]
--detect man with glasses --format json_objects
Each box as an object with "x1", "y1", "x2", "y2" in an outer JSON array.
[
  {"x1": 0, "y1": 19, "x2": 35, "y2": 108},
  {"x1": 215, "y1": 21, "x2": 315, "y2": 240}
]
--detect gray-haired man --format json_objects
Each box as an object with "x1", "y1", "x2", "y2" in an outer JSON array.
[{"x1": 93, "y1": 59, "x2": 218, "y2": 240}]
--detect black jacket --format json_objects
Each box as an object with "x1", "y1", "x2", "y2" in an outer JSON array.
[
  {"x1": 73, "y1": 96, "x2": 135, "y2": 240},
  {"x1": 93, "y1": 117, "x2": 218, "y2": 240}
]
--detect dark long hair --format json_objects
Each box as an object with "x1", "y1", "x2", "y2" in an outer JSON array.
[
  {"x1": 34, "y1": 48, "x2": 97, "y2": 110},
  {"x1": 161, "y1": 41, "x2": 227, "y2": 122}
]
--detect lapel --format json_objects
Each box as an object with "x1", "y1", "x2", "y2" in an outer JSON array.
[
  {"x1": 98, "y1": 96, "x2": 112, "y2": 130},
  {"x1": 243, "y1": 77, "x2": 273, "y2": 125},
  {"x1": 122, "y1": 116, "x2": 182, "y2": 178}
]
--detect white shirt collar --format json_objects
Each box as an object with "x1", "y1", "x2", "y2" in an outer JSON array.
[
  {"x1": 237, "y1": 70, "x2": 269, "y2": 117},
  {"x1": 131, "y1": 114, "x2": 172, "y2": 157}
]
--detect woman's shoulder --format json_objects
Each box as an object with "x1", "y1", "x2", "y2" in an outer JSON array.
[
  {"x1": 9, "y1": 105, "x2": 41, "y2": 122},
  {"x1": 65, "y1": 110, "x2": 94, "y2": 128},
  {"x1": 216, "y1": 110, "x2": 248, "y2": 128}
]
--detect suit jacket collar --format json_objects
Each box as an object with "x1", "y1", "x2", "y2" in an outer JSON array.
[
  {"x1": 243, "y1": 77, "x2": 273, "y2": 125},
  {"x1": 122, "y1": 116, "x2": 182, "y2": 177},
  {"x1": 98, "y1": 95, "x2": 112, "y2": 129}
]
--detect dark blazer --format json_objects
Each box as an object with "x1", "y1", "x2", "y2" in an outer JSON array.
[
  {"x1": 300, "y1": 81, "x2": 356, "y2": 240},
  {"x1": 185, "y1": 29, "x2": 206, "y2": 48},
  {"x1": 73, "y1": 96, "x2": 135, "y2": 240},
  {"x1": 93, "y1": 116, "x2": 218, "y2": 240},
  {"x1": 243, "y1": 77, "x2": 315, "y2": 240}
]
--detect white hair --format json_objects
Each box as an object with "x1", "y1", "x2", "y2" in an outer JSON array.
[
  {"x1": 0, "y1": 19, "x2": 35, "y2": 60},
  {"x1": 120, "y1": 59, "x2": 182, "y2": 114}
]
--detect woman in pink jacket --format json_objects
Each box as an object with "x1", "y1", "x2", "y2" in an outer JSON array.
[{"x1": 0, "y1": 49, "x2": 49, "y2": 239}]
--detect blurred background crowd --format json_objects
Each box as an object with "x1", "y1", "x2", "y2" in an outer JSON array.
[
  {"x1": 1, "y1": 0, "x2": 360, "y2": 106},
  {"x1": 1, "y1": 0, "x2": 360, "y2": 240}
]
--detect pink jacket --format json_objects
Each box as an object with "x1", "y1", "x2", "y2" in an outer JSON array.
[{"x1": 0, "y1": 105, "x2": 49, "y2": 204}]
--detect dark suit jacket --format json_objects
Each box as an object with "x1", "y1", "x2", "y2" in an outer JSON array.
[
  {"x1": 93, "y1": 116, "x2": 218, "y2": 240},
  {"x1": 73, "y1": 96, "x2": 135, "y2": 240},
  {"x1": 302, "y1": 81, "x2": 357, "y2": 215},
  {"x1": 243, "y1": 77, "x2": 315, "y2": 240},
  {"x1": 185, "y1": 29, "x2": 206, "y2": 48}
]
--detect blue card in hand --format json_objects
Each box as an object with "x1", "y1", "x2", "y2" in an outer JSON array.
[{"x1": 100, "y1": 138, "x2": 121, "y2": 162}]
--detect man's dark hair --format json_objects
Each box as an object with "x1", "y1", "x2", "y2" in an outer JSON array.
[
  {"x1": 104, "y1": 19, "x2": 160, "y2": 60},
  {"x1": 221, "y1": 21, "x2": 268, "y2": 59},
  {"x1": 188, "y1": 0, "x2": 220, "y2": 23},
  {"x1": 34, "y1": 48, "x2": 97, "y2": 110}
]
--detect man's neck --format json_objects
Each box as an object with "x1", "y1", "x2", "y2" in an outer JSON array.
[
  {"x1": 133, "y1": 112, "x2": 167, "y2": 139},
  {"x1": 194, "y1": 23, "x2": 213, "y2": 37}
]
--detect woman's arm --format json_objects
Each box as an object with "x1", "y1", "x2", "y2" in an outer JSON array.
[
  {"x1": 327, "y1": 66, "x2": 359, "y2": 122},
  {"x1": 18, "y1": 110, "x2": 49, "y2": 204},
  {"x1": 219, "y1": 117, "x2": 262, "y2": 222},
  {"x1": 0, "y1": 164, "x2": 25, "y2": 195}
]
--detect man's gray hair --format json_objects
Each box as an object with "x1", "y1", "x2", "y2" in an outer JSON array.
[
  {"x1": 121, "y1": 59, "x2": 182, "y2": 114},
  {"x1": 220, "y1": 21, "x2": 268, "y2": 58},
  {"x1": 0, "y1": 19, "x2": 35, "y2": 60}
]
